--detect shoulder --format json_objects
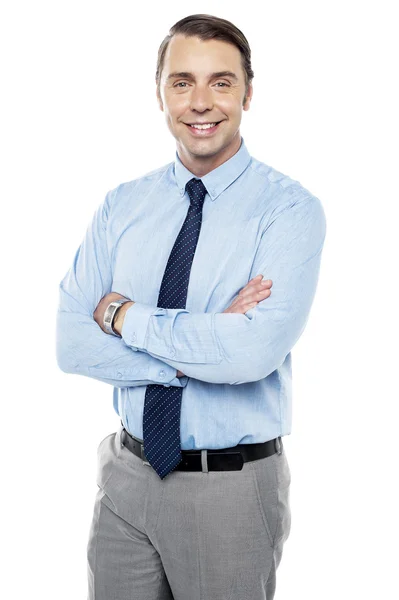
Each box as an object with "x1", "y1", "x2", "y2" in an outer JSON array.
[
  {"x1": 246, "y1": 155, "x2": 326, "y2": 237},
  {"x1": 249, "y1": 156, "x2": 315, "y2": 198},
  {"x1": 111, "y1": 161, "x2": 173, "y2": 197},
  {"x1": 103, "y1": 161, "x2": 174, "y2": 213},
  {"x1": 249, "y1": 155, "x2": 324, "y2": 211}
]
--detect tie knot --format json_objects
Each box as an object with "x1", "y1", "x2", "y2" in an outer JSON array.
[{"x1": 185, "y1": 177, "x2": 207, "y2": 207}]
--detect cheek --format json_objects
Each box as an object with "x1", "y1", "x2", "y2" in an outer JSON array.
[
  {"x1": 217, "y1": 96, "x2": 241, "y2": 115},
  {"x1": 164, "y1": 94, "x2": 187, "y2": 115}
]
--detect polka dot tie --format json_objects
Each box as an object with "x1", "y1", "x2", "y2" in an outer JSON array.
[{"x1": 142, "y1": 177, "x2": 208, "y2": 480}]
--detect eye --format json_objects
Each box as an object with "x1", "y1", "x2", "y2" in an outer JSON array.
[{"x1": 173, "y1": 81, "x2": 230, "y2": 88}]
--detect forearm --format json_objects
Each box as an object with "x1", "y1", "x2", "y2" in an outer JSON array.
[
  {"x1": 118, "y1": 196, "x2": 326, "y2": 385},
  {"x1": 114, "y1": 301, "x2": 190, "y2": 379},
  {"x1": 56, "y1": 186, "x2": 188, "y2": 389},
  {"x1": 56, "y1": 294, "x2": 188, "y2": 389},
  {"x1": 120, "y1": 303, "x2": 272, "y2": 384}
]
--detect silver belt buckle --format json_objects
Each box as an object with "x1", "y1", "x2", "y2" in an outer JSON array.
[
  {"x1": 275, "y1": 437, "x2": 283, "y2": 456},
  {"x1": 141, "y1": 444, "x2": 151, "y2": 467}
]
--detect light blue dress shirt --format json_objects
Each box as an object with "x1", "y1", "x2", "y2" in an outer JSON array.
[{"x1": 56, "y1": 136, "x2": 326, "y2": 449}]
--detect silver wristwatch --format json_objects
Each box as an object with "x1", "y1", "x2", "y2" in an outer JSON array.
[{"x1": 103, "y1": 298, "x2": 131, "y2": 337}]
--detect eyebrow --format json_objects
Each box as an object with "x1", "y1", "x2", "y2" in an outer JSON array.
[{"x1": 166, "y1": 71, "x2": 239, "y2": 83}]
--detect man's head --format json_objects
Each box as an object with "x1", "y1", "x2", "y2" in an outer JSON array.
[{"x1": 155, "y1": 14, "x2": 254, "y2": 176}]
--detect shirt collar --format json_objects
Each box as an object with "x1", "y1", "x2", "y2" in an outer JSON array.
[{"x1": 173, "y1": 136, "x2": 252, "y2": 202}]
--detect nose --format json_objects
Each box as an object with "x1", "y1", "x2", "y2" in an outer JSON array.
[{"x1": 189, "y1": 84, "x2": 214, "y2": 113}]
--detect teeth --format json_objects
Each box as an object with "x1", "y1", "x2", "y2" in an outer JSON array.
[{"x1": 190, "y1": 122, "x2": 217, "y2": 130}]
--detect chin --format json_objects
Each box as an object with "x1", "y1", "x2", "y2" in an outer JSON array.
[
  {"x1": 186, "y1": 144, "x2": 223, "y2": 159},
  {"x1": 185, "y1": 134, "x2": 226, "y2": 149}
]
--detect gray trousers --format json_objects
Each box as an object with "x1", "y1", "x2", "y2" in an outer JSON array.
[{"x1": 87, "y1": 423, "x2": 291, "y2": 600}]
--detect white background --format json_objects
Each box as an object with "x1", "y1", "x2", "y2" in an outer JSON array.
[{"x1": 1, "y1": 1, "x2": 398, "y2": 598}]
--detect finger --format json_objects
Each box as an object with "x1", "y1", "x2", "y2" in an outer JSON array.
[
  {"x1": 238, "y1": 276, "x2": 271, "y2": 301},
  {"x1": 245, "y1": 302, "x2": 258, "y2": 313},
  {"x1": 238, "y1": 288, "x2": 271, "y2": 306},
  {"x1": 242, "y1": 281, "x2": 272, "y2": 299},
  {"x1": 249, "y1": 275, "x2": 272, "y2": 288},
  {"x1": 245, "y1": 275, "x2": 263, "y2": 288}
]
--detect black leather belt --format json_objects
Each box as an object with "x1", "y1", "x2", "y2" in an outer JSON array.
[{"x1": 120, "y1": 424, "x2": 282, "y2": 472}]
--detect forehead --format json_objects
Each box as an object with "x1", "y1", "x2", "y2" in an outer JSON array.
[{"x1": 162, "y1": 34, "x2": 243, "y2": 77}]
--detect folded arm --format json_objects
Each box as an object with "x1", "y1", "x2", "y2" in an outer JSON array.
[
  {"x1": 55, "y1": 187, "x2": 188, "y2": 389},
  {"x1": 120, "y1": 195, "x2": 327, "y2": 385}
]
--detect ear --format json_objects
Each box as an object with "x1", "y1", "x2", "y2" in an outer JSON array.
[{"x1": 243, "y1": 83, "x2": 253, "y2": 111}]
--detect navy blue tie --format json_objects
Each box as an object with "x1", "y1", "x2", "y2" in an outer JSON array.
[{"x1": 142, "y1": 177, "x2": 207, "y2": 480}]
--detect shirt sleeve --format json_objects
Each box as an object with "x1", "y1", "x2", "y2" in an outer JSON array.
[
  {"x1": 121, "y1": 194, "x2": 327, "y2": 385},
  {"x1": 56, "y1": 187, "x2": 188, "y2": 389}
]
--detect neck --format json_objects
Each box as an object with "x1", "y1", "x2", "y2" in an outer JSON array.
[{"x1": 177, "y1": 133, "x2": 241, "y2": 177}]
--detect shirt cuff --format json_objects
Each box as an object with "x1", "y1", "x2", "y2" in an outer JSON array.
[
  {"x1": 121, "y1": 302, "x2": 189, "y2": 387},
  {"x1": 147, "y1": 362, "x2": 186, "y2": 386},
  {"x1": 121, "y1": 301, "x2": 166, "y2": 351},
  {"x1": 170, "y1": 375, "x2": 189, "y2": 388}
]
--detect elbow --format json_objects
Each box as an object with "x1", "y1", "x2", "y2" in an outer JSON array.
[
  {"x1": 55, "y1": 326, "x2": 75, "y2": 375},
  {"x1": 55, "y1": 310, "x2": 83, "y2": 375},
  {"x1": 56, "y1": 347, "x2": 81, "y2": 376},
  {"x1": 251, "y1": 352, "x2": 289, "y2": 383},
  {"x1": 56, "y1": 356, "x2": 69, "y2": 375},
  {"x1": 55, "y1": 344, "x2": 73, "y2": 374},
  {"x1": 224, "y1": 362, "x2": 265, "y2": 385},
  {"x1": 227, "y1": 353, "x2": 288, "y2": 385}
]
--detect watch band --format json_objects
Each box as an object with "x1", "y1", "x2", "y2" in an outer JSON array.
[{"x1": 103, "y1": 298, "x2": 131, "y2": 337}]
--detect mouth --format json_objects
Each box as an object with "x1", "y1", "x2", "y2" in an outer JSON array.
[{"x1": 184, "y1": 121, "x2": 223, "y2": 136}]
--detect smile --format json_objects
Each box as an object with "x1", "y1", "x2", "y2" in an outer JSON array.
[{"x1": 184, "y1": 121, "x2": 223, "y2": 136}]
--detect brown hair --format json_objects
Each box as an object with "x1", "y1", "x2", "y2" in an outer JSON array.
[{"x1": 155, "y1": 14, "x2": 254, "y2": 106}]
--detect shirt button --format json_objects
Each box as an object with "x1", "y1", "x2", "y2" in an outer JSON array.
[
  {"x1": 159, "y1": 370, "x2": 165, "y2": 378},
  {"x1": 117, "y1": 372, "x2": 122, "y2": 378},
  {"x1": 131, "y1": 333, "x2": 136, "y2": 342}
]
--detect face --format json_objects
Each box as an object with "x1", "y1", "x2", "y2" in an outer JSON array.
[{"x1": 157, "y1": 34, "x2": 253, "y2": 177}]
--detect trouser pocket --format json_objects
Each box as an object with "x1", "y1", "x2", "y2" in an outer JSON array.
[{"x1": 249, "y1": 449, "x2": 291, "y2": 547}]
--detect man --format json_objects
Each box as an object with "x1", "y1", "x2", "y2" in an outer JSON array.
[{"x1": 56, "y1": 13, "x2": 326, "y2": 600}]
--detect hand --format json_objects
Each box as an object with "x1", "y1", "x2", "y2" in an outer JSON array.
[
  {"x1": 93, "y1": 291, "x2": 133, "y2": 334},
  {"x1": 223, "y1": 274, "x2": 272, "y2": 314},
  {"x1": 176, "y1": 275, "x2": 272, "y2": 378}
]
